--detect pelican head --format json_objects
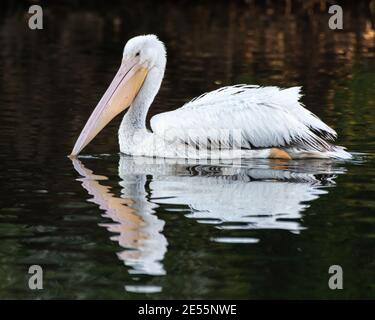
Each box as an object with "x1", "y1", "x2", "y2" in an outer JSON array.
[{"x1": 70, "y1": 34, "x2": 166, "y2": 156}]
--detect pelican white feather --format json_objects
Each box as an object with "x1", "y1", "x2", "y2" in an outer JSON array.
[{"x1": 151, "y1": 85, "x2": 337, "y2": 151}]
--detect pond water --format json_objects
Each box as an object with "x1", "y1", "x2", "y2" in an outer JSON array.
[{"x1": 0, "y1": 1, "x2": 374, "y2": 299}]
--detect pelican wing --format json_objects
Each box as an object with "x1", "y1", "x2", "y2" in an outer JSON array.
[{"x1": 150, "y1": 85, "x2": 337, "y2": 151}]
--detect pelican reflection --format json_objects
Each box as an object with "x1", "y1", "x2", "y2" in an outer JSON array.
[
  {"x1": 72, "y1": 159, "x2": 167, "y2": 277},
  {"x1": 72, "y1": 156, "x2": 346, "y2": 287}
]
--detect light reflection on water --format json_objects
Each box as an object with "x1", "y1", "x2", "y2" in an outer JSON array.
[{"x1": 72, "y1": 156, "x2": 347, "y2": 293}]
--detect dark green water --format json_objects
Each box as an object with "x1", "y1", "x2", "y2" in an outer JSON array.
[{"x1": 0, "y1": 1, "x2": 374, "y2": 299}]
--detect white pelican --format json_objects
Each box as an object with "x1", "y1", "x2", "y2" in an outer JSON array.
[{"x1": 71, "y1": 34, "x2": 351, "y2": 160}]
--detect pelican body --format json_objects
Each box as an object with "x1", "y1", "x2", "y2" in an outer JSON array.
[{"x1": 71, "y1": 35, "x2": 351, "y2": 160}]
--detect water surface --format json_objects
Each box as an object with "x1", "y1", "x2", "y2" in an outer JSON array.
[{"x1": 0, "y1": 1, "x2": 374, "y2": 299}]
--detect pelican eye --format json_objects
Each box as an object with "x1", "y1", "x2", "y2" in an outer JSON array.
[{"x1": 135, "y1": 51, "x2": 140, "y2": 57}]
